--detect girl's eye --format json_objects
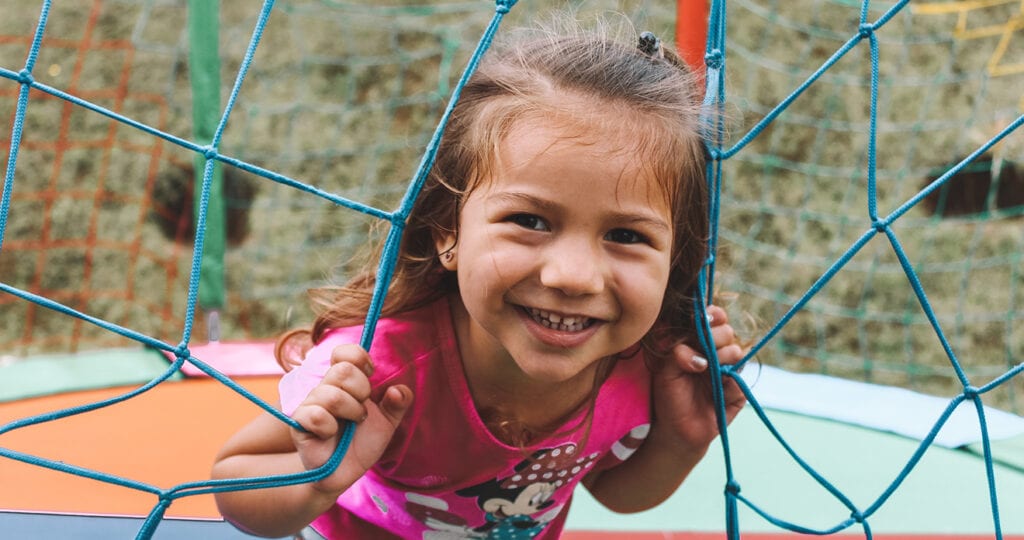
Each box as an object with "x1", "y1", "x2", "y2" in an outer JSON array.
[
  {"x1": 508, "y1": 213, "x2": 548, "y2": 231},
  {"x1": 605, "y1": 228, "x2": 647, "y2": 244}
]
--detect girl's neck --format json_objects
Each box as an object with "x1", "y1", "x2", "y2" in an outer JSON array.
[{"x1": 447, "y1": 295, "x2": 604, "y2": 443}]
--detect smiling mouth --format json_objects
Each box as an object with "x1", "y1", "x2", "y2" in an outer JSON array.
[{"x1": 525, "y1": 307, "x2": 596, "y2": 332}]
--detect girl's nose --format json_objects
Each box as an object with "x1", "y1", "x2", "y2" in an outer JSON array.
[{"x1": 539, "y1": 242, "x2": 605, "y2": 296}]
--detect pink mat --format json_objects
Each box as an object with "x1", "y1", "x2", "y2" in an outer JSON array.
[{"x1": 163, "y1": 341, "x2": 284, "y2": 377}]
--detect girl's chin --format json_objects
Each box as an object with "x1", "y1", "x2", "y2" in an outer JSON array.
[{"x1": 510, "y1": 353, "x2": 601, "y2": 385}]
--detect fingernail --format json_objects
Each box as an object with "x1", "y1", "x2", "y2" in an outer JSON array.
[
  {"x1": 706, "y1": 312, "x2": 714, "y2": 323},
  {"x1": 693, "y1": 355, "x2": 708, "y2": 368}
]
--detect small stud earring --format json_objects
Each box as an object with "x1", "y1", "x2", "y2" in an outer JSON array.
[{"x1": 443, "y1": 251, "x2": 454, "y2": 262}]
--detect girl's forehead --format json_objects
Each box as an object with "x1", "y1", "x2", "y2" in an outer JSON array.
[
  {"x1": 501, "y1": 110, "x2": 644, "y2": 163},
  {"x1": 469, "y1": 117, "x2": 672, "y2": 214},
  {"x1": 487, "y1": 112, "x2": 677, "y2": 200}
]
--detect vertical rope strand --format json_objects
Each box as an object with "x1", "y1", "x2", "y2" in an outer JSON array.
[
  {"x1": 0, "y1": 1, "x2": 1021, "y2": 538},
  {"x1": 0, "y1": 0, "x2": 52, "y2": 251}
]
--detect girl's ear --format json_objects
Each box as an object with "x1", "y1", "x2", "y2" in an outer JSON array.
[{"x1": 434, "y1": 233, "x2": 458, "y2": 271}]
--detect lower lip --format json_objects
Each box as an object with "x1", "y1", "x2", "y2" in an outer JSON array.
[{"x1": 518, "y1": 308, "x2": 601, "y2": 349}]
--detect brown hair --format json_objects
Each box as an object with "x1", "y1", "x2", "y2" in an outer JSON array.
[{"x1": 276, "y1": 17, "x2": 712, "y2": 444}]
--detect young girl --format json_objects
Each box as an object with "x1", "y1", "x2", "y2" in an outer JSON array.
[{"x1": 212, "y1": 18, "x2": 746, "y2": 540}]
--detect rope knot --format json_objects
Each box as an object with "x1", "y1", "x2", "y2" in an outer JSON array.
[
  {"x1": 17, "y1": 69, "x2": 33, "y2": 85},
  {"x1": 494, "y1": 0, "x2": 517, "y2": 14},
  {"x1": 850, "y1": 509, "x2": 865, "y2": 523},
  {"x1": 963, "y1": 385, "x2": 980, "y2": 398},
  {"x1": 872, "y1": 218, "x2": 888, "y2": 232},
  {"x1": 202, "y1": 146, "x2": 218, "y2": 160},
  {"x1": 174, "y1": 343, "x2": 191, "y2": 361},
  {"x1": 704, "y1": 49, "x2": 724, "y2": 69},
  {"x1": 858, "y1": 23, "x2": 874, "y2": 38},
  {"x1": 724, "y1": 362, "x2": 746, "y2": 377},
  {"x1": 725, "y1": 480, "x2": 741, "y2": 495}
]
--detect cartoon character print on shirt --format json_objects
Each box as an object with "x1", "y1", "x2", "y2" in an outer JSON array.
[
  {"x1": 608, "y1": 423, "x2": 649, "y2": 462},
  {"x1": 406, "y1": 442, "x2": 599, "y2": 539},
  {"x1": 406, "y1": 427, "x2": 651, "y2": 540}
]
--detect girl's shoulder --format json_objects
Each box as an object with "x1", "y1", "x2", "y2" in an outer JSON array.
[
  {"x1": 279, "y1": 297, "x2": 455, "y2": 414},
  {"x1": 315, "y1": 296, "x2": 455, "y2": 376}
]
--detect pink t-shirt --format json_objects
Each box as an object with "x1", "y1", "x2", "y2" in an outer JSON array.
[{"x1": 279, "y1": 297, "x2": 652, "y2": 539}]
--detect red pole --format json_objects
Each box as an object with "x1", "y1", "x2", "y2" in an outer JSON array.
[{"x1": 676, "y1": 0, "x2": 709, "y2": 76}]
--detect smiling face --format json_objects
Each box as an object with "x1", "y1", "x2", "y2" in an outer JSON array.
[{"x1": 436, "y1": 111, "x2": 674, "y2": 390}]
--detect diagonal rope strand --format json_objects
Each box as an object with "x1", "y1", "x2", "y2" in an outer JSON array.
[{"x1": 0, "y1": 1, "x2": 1021, "y2": 539}]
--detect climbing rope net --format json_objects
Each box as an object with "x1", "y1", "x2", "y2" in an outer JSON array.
[{"x1": 1, "y1": 0, "x2": 1022, "y2": 538}]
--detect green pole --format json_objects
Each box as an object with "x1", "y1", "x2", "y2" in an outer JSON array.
[{"x1": 187, "y1": 0, "x2": 226, "y2": 324}]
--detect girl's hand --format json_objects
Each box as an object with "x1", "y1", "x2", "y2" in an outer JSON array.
[
  {"x1": 651, "y1": 305, "x2": 747, "y2": 453},
  {"x1": 289, "y1": 344, "x2": 414, "y2": 495}
]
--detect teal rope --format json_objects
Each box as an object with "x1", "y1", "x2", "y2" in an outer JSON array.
[
  {"x1": 181, "y1": 0, "x2": 275, "y2": 344},
  {"x1": 0, "y1": 1, "x2": 50, "y2": 252},
  {"x1": 702, "y1": 0, "x2": 1020, "y2": 537},
  {"x1": 359, "y1": 0, "x2": 517, "y2": 349},
  {"x1": 0, "y1": 1, "x2": 517, "y2": 538},
  {"x1": 720, "y1": 0, "x2": 910, "y2": 161},
  {"x1": 1, "y1": 0, "x2": 1022, "y2": 539}
]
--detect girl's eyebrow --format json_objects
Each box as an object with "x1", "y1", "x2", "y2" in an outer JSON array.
[
  {"x1": 487, "y1": 191, "x2": 559, "y2": 212},
  {"x1": 488, "y1": 191, "x2": 671, "y2": 233},
  {"x1": 614, "y1": 213, "x2": 672, "y2": 233}
]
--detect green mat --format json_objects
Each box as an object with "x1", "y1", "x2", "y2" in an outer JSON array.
[
  {"x1": 968, "y1": 432, "x2": 1024, "y2": 473},
  {"x1": 0, "y1": 348, "x2": 179, "y2": 403},
  {"x1": 567, "y1": 408, "x2": 1024, "y2": 535}
]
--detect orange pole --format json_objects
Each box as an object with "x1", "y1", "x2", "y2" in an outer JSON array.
[{"x1": 676, "y1": 0, "x2": 709, "y2": 75}]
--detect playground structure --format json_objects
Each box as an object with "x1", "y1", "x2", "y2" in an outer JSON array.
[{"x1": 2, "y1": 0, "x2": 1024, "y2": 538}]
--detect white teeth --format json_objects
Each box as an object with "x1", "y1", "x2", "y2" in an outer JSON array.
[
  {"x1": 547, "y1": 312, "x2": 561, "y2": 324},
  {"x1": 528, "y1": 308, "x2": 591, "y2": 332}
]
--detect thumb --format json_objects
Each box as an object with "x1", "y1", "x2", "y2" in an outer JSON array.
[
  {"x1": 343, "y1": 384, "x2": 414, "y2": 476},
  {"x1": 377, "y1": 384, "x2": 414, "y2": 427},
  {"x1": 671, "y1": 343, "x2": 709, "y2": 373}
]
